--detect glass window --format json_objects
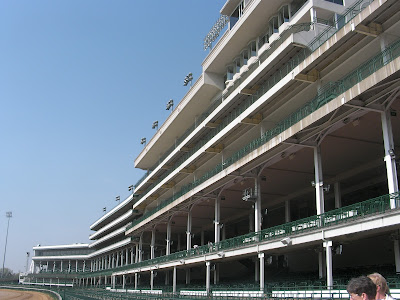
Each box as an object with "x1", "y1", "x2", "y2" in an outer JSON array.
[
  {"x1": 226, "y1": 65, "x2": 234, "y2": 81},
  {"x1": 230, "y1": 1, "x2": 244, "y2": 29},
  {"x1": 279, "y1": 5, "x2": 290, "y2": 26},
  {"x1": 249, "y1": 40, "x2": 257, "y2": 57},
  {"x1": 268, "y1": 16, "x2": 279, "y2": 35},
  {"x1": 324, "y1": 0, "x2": 344, "y2": 4},
  {"x1": 241, "y1": 49, "x2": 249, "y2": 66},
  {"x1": 234, "y1": 57, "x2": 241, "y2": 73}
]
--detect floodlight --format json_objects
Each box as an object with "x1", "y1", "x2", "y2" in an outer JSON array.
[
  {"x1": 166, "y1": 99, "x2": 174, "y2": 111},
  {"x1": 140, "y1": 137, "x2": 146, "y2": 145},
  {"x1": 152, "y1": 121, "x2": 158, "y2": 130},
  {"x1": 183, "y1": 73, "x2": 193, "y2": 86}
]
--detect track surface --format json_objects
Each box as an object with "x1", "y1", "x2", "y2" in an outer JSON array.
[{"x1": 0, "y1": 289, "x2": 54, "y2": 300}]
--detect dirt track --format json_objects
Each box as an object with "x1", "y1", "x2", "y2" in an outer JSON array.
[{"x1": 0, "y1": 289, "x2": 55, "y2": 300}]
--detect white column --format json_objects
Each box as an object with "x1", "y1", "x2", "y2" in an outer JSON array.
[
  {"x1": 206, "y1": 261, "x2": 211, "y2": 295},
  {"x1": 83, "y1": 260, "x2": 86, "y2": 272},
  {"x1": 151, "y1": 228, "x2": 156, "y2": 260},
  {"x1": 318, "y1": 250, "x2": 324, "y2": 278},
  {"x1": 381, "y1": 110, "x2": 399, "y2": 208},
  {"x1": 254, "y1": 177, "x2": 262, "y2": 232},
  {"x1": 285, "y1": 200, "x2": 290, "y2": 223},
  {"x1": 324, "y1": 241, "x2": 333, "y2": 288},
  {"x1": 134, "y1": 273, "x2": 138, "y2": 290},
  {"x1": 76, "y1": 260, "x2": 78, "y2": 272},
  {"x1": 150, "y1": 270, "x2": 154, "y2": 290},
  {"x1": 334, "y1": 182, "x2": 342, "y2": 209},
  {"x1": 126, "y1": 248, "x2": 129, "y2": 265},
  {"x1": 173, "y1": 266, "x2": 177, "y2": 294},
  {"x1": 68, "y1": 260, "x2": 71, "y2": 272},
  {"x1": 259, "y1": 253, "x2": 265, "y2": 292},
  {"x1": 187, "y1": 209, "x2": 192, "y2": 250},
  {"x1": 135, "y1": 244, "x2": 139, "y2": 263},
  {"x1": 215, "y1": 197, "x2": 221, "y2": 243},
  {"x1": 394, "y1": 238, "x2": 400, "y2": 273},
  {"x1": 166, "y1": 218, "x2": 172, "y2": 256},
  {"x1": 123, "y1": 275, "x2": 126, "y2": 290},
  {"x1": 139, "y1": 235, "x2": 143, "y2": 262},
  {"x1": 314, "y1": 146, "x2": 325, "y2": 215}
]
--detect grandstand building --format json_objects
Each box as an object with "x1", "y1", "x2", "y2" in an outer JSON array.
[{"x1": 25, "y1": 0, "x2": 400, "y2": 298}]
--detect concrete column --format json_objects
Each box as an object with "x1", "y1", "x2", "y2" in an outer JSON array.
[
  {"x1": 249, "y1": 212, "x2": 254, "y2": 232},
  {"x1": 83, "y1": 260, "x2": 86, "y2": 272},
  {"x1": 76, "y1": 260, "x2": 78, "y2": 272},
  {"x1": 381, "y1": 110, "x2": 399, "y2": 208},
  {"x1": 166, "y1": 218, "x2": 172, "y2": 255},
  {"x1": 324, "y1": 241, "x2": 333, "y2": 288},
  {"x1": 215, "y1": 197, "x2": 221, "y2": 243},
  {"x1": 186, "y1": 268, "x2": 191, "y2": 285},
  {"x1": 150, "y1": 270, "x2": 154, "y2": 290},
  {"x1": 53, "y1": 261, "x2": 55, "y2": 272},
  {"x1": 139, "y1": 234, "x2": 143, "y2": 262},
  {"x1": 259, "y1": 252, "x2": 265, "y2": 291},
  {"x1": 187, "y1": 209, "x2": 192, "y2": 250},
  {"x1": 131, "y1": 247, "x2": 134, "y2": 264},
  {"x1": 394, "y1": 238, "x2": 400, "y2": 273},
  {"x1": 117, "y1": 252, "x2": 120, "y2": 267},
  {"x1": 206, "y1": 261, "x2": 211, "y2": 295},
  {"x1": 123, "y1": 274, "x2": 126, "y2": 290},
  {"x1": 112, "y1": 254, "x2": 115, "y2": 268},
  {"x1": 135, "y1": 244, "x2": 139, "y2": 263},
  {"x1": 255, "y1": 258, "x2": 259, "y2": 282},
  {"x1": 334, "y1": 182, "x2": 342, "y2": 209},
  {"x1": 173, "y1": 266, "x2": 177, "y2": 294},
  {"x1": 318, "y1": 250, "x2": 324, "y2": 278},
  {"x1": 254, "y1": 177, "x2": 262, "y2": 232},
  {"x1": 68, "y1": 260, "x2": 71, "y2": 272},
  {"x1": 285, "y1": 200, "x2": 290, "y2": 223},
  {"x1": 314, "y1": 146, "x2": 325, "y2": 215},
  {"x1": 151, "y1": 228, "x2": 156, "y2": 260},
  {"x1": 126, "y1": 248, "x2": 129, "y2": 265},
  {"x1": 134, "y1": 273, "x2": 138, "y2": 290},
  {"x1": 61, "y1": 261, "x2": 63, "y2": 272}
]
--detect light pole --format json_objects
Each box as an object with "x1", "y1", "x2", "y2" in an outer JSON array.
[
  {"x1": 25, "y1": 252, "x2": 30, "y2": 273},
  {"x1": 2, "y1": 211, "x2": 12, "y2": 277}
]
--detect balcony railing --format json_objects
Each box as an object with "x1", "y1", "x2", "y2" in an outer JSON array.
[
  {"x1": 85, "y1": 192, "x2": 399, "y2": 278},
  {"x1": 129, "y1": 0, "x2": 377, "y2": 215},
  {"x1": 128, "y1": 33, "x2": 400, "y2": 232}
]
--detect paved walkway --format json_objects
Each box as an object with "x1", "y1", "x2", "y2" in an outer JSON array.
[{"x1": 0, "y1": 289, "x2": 55, "y2": 300}]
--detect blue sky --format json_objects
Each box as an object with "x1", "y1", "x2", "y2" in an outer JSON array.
[{"x1": 0, "y1": 0, "x2": 226, "y2": 273}]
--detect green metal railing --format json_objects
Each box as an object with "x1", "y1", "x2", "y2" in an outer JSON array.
[
  {"x1": 128, "y1": 0, "x2": 378, "y2": 222},
  {"x1": 128, "y1": 33, "x2": 400, "y2": 233},
  {"x1": 113, "y1": 193, "x2": 398, "y2": 277}
]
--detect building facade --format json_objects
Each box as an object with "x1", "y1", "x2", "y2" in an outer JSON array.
[{"x1": 25, "y1": 0, "x2": 400, "y2": 297}]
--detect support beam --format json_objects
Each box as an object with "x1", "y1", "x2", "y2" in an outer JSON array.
[
  {"x1": 254, "y1": 177, "x2": 262, "y2": 232},
  {"x1": 206, "y1": 261, "x2": 211, "y2": 296},
  {"x1": 173, "y1": 266, "x2": 177, "y2": 294},
  {"x1": 324, "y1": 241, "x2": 333, "y2": 289},
  {"x1": 206, "y1": 144, "x2": 224, "y2": 153},
  {"x1": 354, "y1": 22, "x2": 382, "y2": 37},
  {"x1": 241, "y1": 113, "x2": 263, "y2": 125},
  {"x1": 215, "y1": 197, "x2": 221, "y2": 243},
  {"x1": 259, "y1": 252, "x2": 265, "y2": 292},
  {"x1": 314, "y1": 146, "x2": 325, "y2": 215},
  {"x1": 294, "y1": 69, "x2": 319, "y2": 83},
  {"x1": 381, "y1": 110, "x2": 399, "y2": 208}
]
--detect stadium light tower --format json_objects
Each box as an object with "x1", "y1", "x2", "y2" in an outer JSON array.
[
  {"x1": 183, "y1": 73, "x2": 193, "y2": 86},
  {"x1": 116, "y1": 196, "x2": 120, "y2": 204},
  {"x1": 166, "y1": 99, "x2": 174, "y2": 111},
  {"x1": 25, "y1": 252, "x2": 30, "y2": 273},
  {"x1": 2, "y1": 211, "x2": 12, "y2": 277}
]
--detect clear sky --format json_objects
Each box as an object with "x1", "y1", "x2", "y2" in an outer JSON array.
[{"x1": 0, "y1": 0, "x2": 226, "y2": 273}]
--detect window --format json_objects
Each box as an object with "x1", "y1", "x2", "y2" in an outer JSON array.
[
  {"x1": 230, "y1": 1, "x2": 244, "y2": 29},
  {"x1": 268, "y1": 16, "x2": 279, "y2": 35},
  {"x1": 241, "y1": 49, "x2": 249, "y2": 66},
  {"x1": 248, "y1": 41, "x2": 257, "y2": 57},
  {"x1": 278, "y1": 5, "x2": 290, "y2": 26},
  {"x1": 325, "y1": 0, "x2": 344, "y2": 5},
  {"x1": 226, "y1": 65, "x2": 234, "y2": 81},
  {"x1": 234, "y1": 57, "x2": 241, "y2": 73}
]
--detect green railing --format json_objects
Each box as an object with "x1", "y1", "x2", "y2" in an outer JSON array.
[
  {"x1": 128, "y1": 34, "x2": 400, "y2": 233},
  {"x1": 128, "y1": 0, "x2": 379, "y2": 224},
  {"x1": 113, "y1": 193, "x2": 397, "y2": 277}
]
